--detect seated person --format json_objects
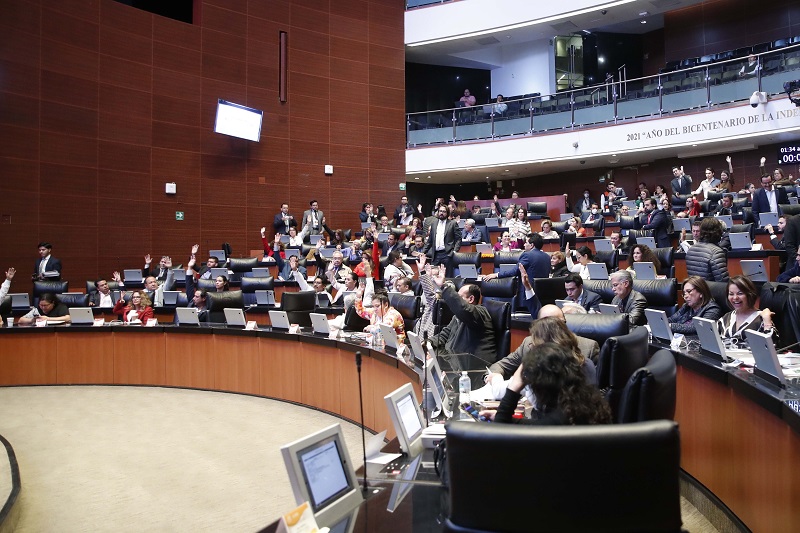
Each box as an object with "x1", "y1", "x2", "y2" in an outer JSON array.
[
  {"x1": 679, "y1": 195, "x2": 701, "y2": 218},
  {"x1": 609, "y1": 231, "x2": 626, "y2": 254},
  {"x1": 566, "y1": 216, "x2": 586, "y2": 237},
  {"x1": 316, "y1": 248, "x2": 352, "y2": 285},
  {"x1": 311, "y1": 276, "x2": 331, "y2": 296},
  {"x1": 538, "y1": 220, "x2": 560, "y2": 239},
  {"x1": 668, "y1": 276, "x2": 722, "y2": 335},
  {"x1": 377, "y1": 215, "x2": 394, "y2": 234},
  {"x1": 582, "y1": 203, "x2": 602, "y2": 225},
  {"x1": 717, "y1": 275, "x2": 777, "y2": 344},
  {"x1": 144, "y1": 254, "x2": 171, "y2": 281},
  {"x1": 381, "y1": 232, "x2": 401, "y2": 257},
  {"x1": 765, "y1": 215, "x2": 788, "y2": 250},
  {"x1": 353, "y1": 249, "x2": 376, "y2": 279},
  {"x1": 565, "y1": 243, "x2": 594, "y2": 280},
  {"x1": 493, "y1": 231, "x2": 519, "y2": 252},
  {"x1": 354, "y1": 288, "x2": 405, "y2": 342},
  {"x1": 778, "y1": 250, "x2": 800, "y2": 283},
  {"x1": 549, "y1": 251, "x2": 568, "y2": 277},
  {"x1": 89, "y1": 276, "x2": 118, "y2": 308},
  {"x1": 273, "y1": 235, "x2": 307, "y2": 281},
  {"x1": 188, "y1": 245, "x2": 220, "y2": 280},
  {"x1": 383, "y1": 251, "x2": 413, "y2": 292},
  {"x1": 617, "y1": 204, "x2": 632, "y2": 218},
  {"x1": 713, "y1": 194, "x2": 735, "y2": 216},
  {"x1": 404, "y1": 234, "x2": 426, "y2": 258},
  {"x1": 18, "y1": 292, "x2": 71, "y2": 325},
  {"x1": 112, "y1": 291, "x2": 154, "y2": 324},
  {"x1": 261, "y1": 228, "x2": 285, "y2": 261},
  {"x1": 213, "y1": 275, "x2": 230, "y2": 292},
  {"x1": 114, "y1": 266, "x2": 175, "y2": 307},
  {"x1": 626, "y1": 244, "x2": 662, "y2": 279},
  {"x1": 394, "y1": 277, "x2": 414, "y2": 296},
  {"x1": 329, "y1": 271, "x2": 360, "y2": 307},
  {"x1": 428, "y1": 268, "x2": 496, "y2": 364},
  {"x1": 679, "y1": 220, "x2": 702, "y2": 253},
  {"x1": 184, "y1": 256, "x2": 211, "y2": 322},
  {"x1": 483, "y1": 342, "x2": 611, "y2": 425},
  {"x1": 461, "y1": 218, "x2": 482, "y2": 242},
  {"x1": 610, "y1": 270, "x2": 647, "y2": 327},
  {"x1": 286, "y1": 223, "x2": 309, "y2": 247},
  {"x1": 564, "y1": 274, "x2": 601, "y2": 312}
]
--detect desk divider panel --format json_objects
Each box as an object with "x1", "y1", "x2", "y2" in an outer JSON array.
[{"x1": 56, "y1": 331, "x2": 114, "y2": 384}]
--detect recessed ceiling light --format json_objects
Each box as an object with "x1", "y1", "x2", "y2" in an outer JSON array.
[
  {"x1": 504, "y1": 169, "x2": 509, "y2": 172},
  {"x1": 639, "y1": 11, "x2": 649, "y2": 16},
  {"x1": 414, "y1": 176, "x2": 420, "y2": 180},
  {"x1": 692, "y1": 144, "x2": 697, "y2": 147}
]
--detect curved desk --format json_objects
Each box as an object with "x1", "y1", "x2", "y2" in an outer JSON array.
[{"x1": 2, "y1": 324, "x2": 800, "y2": 531}]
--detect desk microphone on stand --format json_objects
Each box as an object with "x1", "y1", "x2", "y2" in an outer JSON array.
[
  {"x1": 421, "y1": 330, "x2": 430, "y2": 426},
  {"x1": 355, "y1": 350, "x2": 368, "y2": 494}
]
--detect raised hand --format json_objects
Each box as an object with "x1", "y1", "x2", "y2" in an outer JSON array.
[
  {"x1": 163, "y1": 256, "x2": 173, "y2": 268},
  {"x1": 260, "y1": 227, "x2": 266, "y2": 237},
  {"x1": 274, "y1": 233, "x2": 282, "y2": 244},
  {"x1": 518, "y1": 263, "x2": 531, "y2": 290},
  {"x1": 191, "y1": 244, "x2": 199, "y2": 255},
  {"x1": 431, "y1": 266, "x2": 446, "y2": 287},
  {"x1": 5, "y1": 267, "x2": 15, "y2": 281},
  {"x1": 726, "y1": 155, "x2": 731, "y2": 164},
  {"x1": 144, "y1": 254, "x2": 152, "y2": 264},
  {"x1": 112, "y1": 271, "x2": 122, "y2": 283},
  {"x1": 760, "y1": 157, "x2": 766, "y2": 165}
]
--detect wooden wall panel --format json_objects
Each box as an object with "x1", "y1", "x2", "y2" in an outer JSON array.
[
  {"x1": 57, "y1": 332, "x2": 114, "y2": 384},
  {"x1": 0, "y1": 335, "x2": 57, "y2": 385},
  {"x1": 113, "y1": 331, "x2": 166, "y2": 385},
  {"x1": 0, "y1": 0, "x2": 405, "y2": 285}
]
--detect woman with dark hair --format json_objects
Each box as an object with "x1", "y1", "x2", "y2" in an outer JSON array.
[
  {"x1": 626, "y1": 244, "x2": 662, "y2": 279},
  {"x1": 682, "y1": 195, "x2": 701, "y2": 218},
  {"x1": 549, "y1": 251, "x2": 569, "y2": 277},
  {"x1": 668, "y1": 276, "x2": 722, "y2": 335},
  {"x1": 686, "y1": 217, "x2": 728, "y2": 281},
  {"x1": 111, "y1": 290, "x2": 153, "y2": 324},
  {"x1": 565, "y1": 243, "x2": 594, "y2": 280},
  {"x1": 507, "y1": 207, "x2": 530, "y2": 242},
  {"x1": 493, "y1": 231, "x2": 519, "y2": 252},
  {"x1": 354, "y1": 288, "x2": 405, "y2": 342},
  {"x1": 486, "y1": 342, "x2": 611, "y2": 425},
  {"x1": 660, "y1": 197, "x2": 672, "y2": 216},
  {"x1": 18, "y1": 292, "x2": 71, "y2": 325},
  {"x1": 635, "y1": 188, "x2": 650, "y2": 211},
  {"x1": 214, "y1": 275, "x2": 230, "y2": 292},
  {"x1": 359, "y1": 202, "x2": 378, "y2": 224},
  {"x1": 717, "y1": 275, "x2": 778, "y2": 343}
]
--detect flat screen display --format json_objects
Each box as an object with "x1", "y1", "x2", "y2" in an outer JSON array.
[
  {"x1": 214, "y1": 99, "x2": 263, "y2": 142},
  {"x1": 298, "y1": 437, "x2": 352, "y2": 512},
  {"x1": 397, "y1": 393, "x2": 423, "y2": 439}
]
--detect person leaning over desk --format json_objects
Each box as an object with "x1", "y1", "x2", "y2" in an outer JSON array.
[{"x1": 18, "y1": 293, "x2": 71, "y2": 325}]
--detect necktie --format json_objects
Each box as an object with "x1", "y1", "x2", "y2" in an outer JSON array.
[{"x1": 647, "y1": 213, "x2": 653, "y2": 224}]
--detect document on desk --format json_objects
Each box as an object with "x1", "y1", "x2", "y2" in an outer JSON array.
[{"x1": 365, "y1": 430, "x2": 400, "y2": 465}]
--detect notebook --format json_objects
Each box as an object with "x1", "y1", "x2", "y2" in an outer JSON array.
[
  {"x1": 598, "y1": 303, "x2": 620, "y2": 315},
  {"x1": 309, "y1": 313, "x2": 331, "y2": 335},
  {"x1": 644, "y1": 309, "x2": 673, "y2": 343},
  {"x1": 594, "y1": 239, "x2": 613, "y2": 252},
  {"x1": 457, "y1": 264, "x2": 479, "y2": 280},
  {"x1": 740, "y1": 260, "x2": 767, "y2": 282},
  {"x1": 123, "y1": 269, "x2": 143, "y2": 283},
  {"x1": 269, "y1": 310, "x2": 291, "y2": 330},
  {"x1": 255, "y1": 290, "x2": 275, "y2": 306},
  {"x1": 223, "y1": 308, "x2": 247, "y2": 327}
]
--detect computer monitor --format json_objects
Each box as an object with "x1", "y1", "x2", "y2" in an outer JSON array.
[
  {"x1": 281, "y1": 424, "x2": 364, "y2": 526},
  {"x1": 268, "y1": 310, "x2": 291, "y2": 330},
  {"x1": 423, "y1": 357, "x2": 452, "y2": 419},
  {"x1": 598, "y1": 303, "x2": 620, "y2": 315},
  {"x1": 386, "y1": 454, "x2": 422, "y2": 513},
  {"x1": 319, "y1": 247, "x2": 336, "y2": 259},
  {"x1": 714, "y1": 214, "x2": 732, "y2": 229},
  {"x1": 210, "y1": 267, "x2": 229, "y2": 279},
  {"x1": 587, "y1": 262, "x2": 609, "y2": 280},
  {"x1": 635, "y1": 236, "x2": 656, "y2": 249},
  {"x1": 384, "y1": 383, "x2": 425, "y2": 456},
  {"x1": 175, "y1": 307, "x2": 200, "y2": 326},
  {"x1": 68, "y1": 307, "x2": 94, "y2": 325},
  {"x1": 209, "y1": 249, "x2": 227, "y2": 262},
  {"x1": 644, "y1": 309, "x2": 673, "y2": 343},
  {"x1": 162, "y1": 291, "x2": 180, "y2": 306},
  {"x1": 457, "y1": 264, "x2": 479, "y2": 280},
  {"x1": 255, "y1": 290, "x2": 275, "y2": 306},
  {"x1": 310, "y1": 313, "x2": 331, "y2": 335},
  {"x1": 621, "y1": 200, "x2": 637, "y2": 210},
  {"x1": 310, "y1": 235, "x2": 324, "y2": 246},
  {"x1": 692, "y1": 317, "x2": 726, "y2": 361},
  {"x1": 485, "y1": 217, "x2": 500, "y2": 228},
  {"x1": 632, "y1": 262, "x2": 656, "y2": 280},
  {"x1": 475, "y1": 243, "x2": 492, "y2": 253},
  {"x1": 251, "y1": 267, "x2": 271, "y2": 277},
  {"x1": 559, "y1": 213, "x2": 573, "y2": 222},
  {"x1": 406, "y1": 331, "x2": 426, "y2": 367},
  {"x1": 379, "y1": 323, "x2": 400, "y2": 352},
  {"x1": 9, "y1": 293, "x2": 30, "y2": 309}
]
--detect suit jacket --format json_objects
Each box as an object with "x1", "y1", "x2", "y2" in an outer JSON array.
[
  {"x1": 422, "y1": 218, "x2": 462, "y2": 257},
  {"x1": 89, "y1": 290, "x2": 116, "y2": 308},
  {"x1": 569, "y1": 288, "x2": 602, "y2": 313},
  {"x1": 33, "y1": 256, "x2": 62, "y2": 280},
  {"x1": 393, "y1": 204, "x2": 414, "y2": 226},
  {"x1": 638, "y1": 209, "x2": 671, "y2": 248},
  {"x1": 302, "y1": 209, "x2": 325, "y2": 235},
  {"x1": 273, "y1": 212, "x2": 297, "y2": 235},
  {"x1": 670, "y1": 175, "x2": 693, "y2": 196},
  {"x1": 381, "y1": 240, "x2": 401, "y2": 257},
  {"x1": 489, "y1": 335, "x2": 600, "y2": 379},
  {"x1": 611, "y1": 289, "x2": 648, "y2": 327},
  {"x1": 783, "y1": 214, "x2": 800, "y2": 272},
  {"x1": 751, "y1": 187, "x2": 789, "y2": 224}
]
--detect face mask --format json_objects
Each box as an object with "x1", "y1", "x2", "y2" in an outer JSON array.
[
  {"x1": 591, "y1": 209, "x2": 598, "y2": 214},
  {"x1": 584, "y1": 193, "x2": 589, "y2": 198}
]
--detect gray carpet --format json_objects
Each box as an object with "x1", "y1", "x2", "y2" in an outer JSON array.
[{"x1": 0, "y1": 386, "x2": 366, "y2": 532}]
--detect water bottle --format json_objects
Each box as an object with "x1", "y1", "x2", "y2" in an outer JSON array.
[{"x1": 458, "y1": 371, "x2": 471, "y2": 405}]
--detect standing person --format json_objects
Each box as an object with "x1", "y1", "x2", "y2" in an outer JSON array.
[
  {"x1": 33, "y1": 242, "x2": 62, "y2": 281},
  {"x1": 638, "y1": 198, "x2": 671, "y2": 248},
  {"x1": 459, "y1": 89, "x2": 476, "y2": 107},
  {"x1": 751, "y1": 172, "x2": 789, "y2": 226},
  {"x1": 302, "y1": 200, "x2": 325, "y2": 236},
  {"x1": 354, "y1": 289, "x2": 405, "y2": 342},
  {"x1": 670, "y1": 166, "x2": 693, "y2": 198},
  {"x1": 782, "y1": 213, "x2": 800, "y2": 273},
  {"x1": 0, "y1": 268, "x2": 17, "y2": 324},
  {"x1": 360, "y1": 203, "x2": 378, "y2": 224},
  {"x1": 692, "y1": 167, "x2": 720, "y2": 199},
  {"x1": 686, "y1": 218, "x2": 728, "y2": 282},
  {"x1": 423, "y1": 204, "x2": 461, "y2": 277},
  {"x1": 273, "y1": 203, "x2": 297, "y2": 235},
  {"x1": 393, "y1": 196, "x2": 414, "y2": 226}
]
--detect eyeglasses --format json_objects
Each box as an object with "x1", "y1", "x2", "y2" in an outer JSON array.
[{"x1": 682, "y1": 288, "x2": 695, "y2": 296}]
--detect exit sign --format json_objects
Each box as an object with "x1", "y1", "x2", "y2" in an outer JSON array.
[{"x1": 176, "y1": 211, "x2": 184, "y2": 221}]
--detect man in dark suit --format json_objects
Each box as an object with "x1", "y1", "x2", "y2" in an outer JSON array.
[
  {"x1": 486, "y1": 232, "x2": 550, "y2": 310},
  {"x1": 610, "y1": 270, "x2": 647, "y2": 327},
  {"x1": 713, "y1": 194, "x2": 735, "y2": 216},
  {"x1": 670, "y1": 166, "x2": 693, "y2": 198},
  {"x1": 89, "y1": 278, "x2": 117, "y2": 308},
  {"x1": 302, "y1": 199, "x2": 324, "y2": 236},
  {"x1": 393, "y1": 196, "x2": 414, "y2": 226},
  {"x1": 423, "y1": 204, "x2": 461, "y2": 276},
  {"x1": 751, "y1": 174, "x2": 790, "y2": 225},
  {"x1": 638, "y1": 198, "x2": 671, "y2": 248},
  {"x1": 273, "y1": 203, "x2": 297, "y2": 235},
  {"x1": 564, "y1": 274, "x2": 601, "y2": 313},
  {"x1": 33, "y1": 242, "x2": 62, "y2": 281},
  {"x1": 782, "y1": 213, "x2": 800, "y2": 273},
  {"x1": 380, "y1": 232, "x2": 401, "y2": 257}
]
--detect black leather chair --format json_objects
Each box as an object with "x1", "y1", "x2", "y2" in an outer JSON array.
[
  {"x1": 706, "y1": 190, "x2": 724, "y2": 209},
  {"x1": 228, "y1": 257, "x2": 258, "y2": 285},
  {"x1": 653, "y1": 247, "x2": 675, "y2": 277},
  {"x1": 343, "y1": 228, "x2": 352, "y2": 241},
  {"x1": 617, "y1": 350, "x2": 677, "y2": 423},
  {"x1": 526, "y1": 201, "x2": 548, "y2": 217},
  {"x1": 706, "y1": 280, "x2": 730, "y2": 311},
  {"x1": 197, "y1": 278, "x2": 216, "y2": 291},
  {"x1": 780, "y1": 203, "x2": 800, "y2": 217},
  {"x1": 741, "y1": 206, "x2": 755, "y2": 225},
  {"x1": 279, "y1": 291, "x2": 316, "y2": 327},
  {"x1": 492, "y1": 251, "x2": 522, "y2": 272},
  {"x1": 732, "y1": 197, "x2": 748, "y2": 214},
  {"x1": 342, "y1": 303, "x2": 370, "y2": 332},
  {"x1": 590, "y1": 216, "x2": 605, "y2": 236},
  {"x1": 479, "y1": 277, "x2": 518, "y2": 306},
  {"x1": 698, "y1": 200, "x2": 711, "y2": 214},
  {"x1": 33, "y1": 280, "x2": 69, "y2": 306},
  {"x1": 564, "y1": 313, "x2": 629, "y2": 364},
  {"x1": 532, "y1": 276, "x2": 568, "y2": 306},
  {"x1": 730, "y1": 222, "x2": 754, "y2": 243},
  {"x1": 444, "y1": 420, "x2": 682, "y2": 533},
  {"x1": 584, "y1": 278, "x2": 678, "y2": 316},
  {"x1": 483, "y1": 299, "x2": 510, "y2": 361},
  {"x1": 596, "y1": 326, "x2": 651, "y2": 421},
  {"x1": 206, "y1": 290, "x2": 244, "y2": 324},
  {"x1": 58, "y1": 293, "x2": 90, "y2": 307},
  {"x1": 471, "y1": 213, "x2": 487, "y2": 226},
  {"x1": 550, "y1": 220, "x2": 569, "y2": 234},
  {"x1": 451, "y1": 252, "x2": 480, "y2": 277},
  {"x1": 618, "y1": 215, "x2": 638, "y2": 231},
  {"x1": 627, "y1": 229, "x2": 654, "y2": 246},
  {"x1": 390, "y1": 294, "x2": 421, "y2": 332},
  {"x1": 0, "y1": 294, "x2": 11, "y2": 323},
  {"x1": 240, "y1": 276, "x2": 275, "y2": 306},
  {"x1": 593, "y1": 250, "x2": 619, "y2": 273}
]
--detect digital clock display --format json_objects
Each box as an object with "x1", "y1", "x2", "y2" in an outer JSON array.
[{"x1": 777, "y1": 144, "x2": 800, "y2": 165}]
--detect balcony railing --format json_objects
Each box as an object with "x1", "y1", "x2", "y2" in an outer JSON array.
[{"x1": 406, "y1": 44, "x2": 800, "y2": 148}]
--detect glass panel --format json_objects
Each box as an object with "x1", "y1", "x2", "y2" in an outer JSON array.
[
  {"x1": 407, "y1": 110, "x2": 455, "y2": 146},
  {"x1": 762, "y1": 50, "x2": 800, "y2": 95},
  {"x1": 709, "y1": 58, "x2": 758, "y2": 105}
]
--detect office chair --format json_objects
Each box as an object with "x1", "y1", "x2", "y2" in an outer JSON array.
[
  {"x1": 596, "y1": 326, "x2": 651, "y2": 421},
  {"x1": 617, "y1": 349, "x2": 677, "y2": 423}
]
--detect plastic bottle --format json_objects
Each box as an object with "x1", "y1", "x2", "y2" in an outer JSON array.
[{"x1": 458, "y1": 371, "x2": 471, "y2": 405}]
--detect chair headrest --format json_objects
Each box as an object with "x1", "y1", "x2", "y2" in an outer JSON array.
[
  {"x1": 240, "y1": 276, "x2": 274, "y2": 292},
  {"x1": 480, "y1": 277, "x2": 518, "y2": 299},
  {"x1": 207, "y1": 290, "x2": 244, "y2": 311},
  {"x1": 228, "y1": 257, "x2": 258, "y2": 272}
]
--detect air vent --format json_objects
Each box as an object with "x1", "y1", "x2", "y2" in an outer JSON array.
[
  {"x1": 476, "y1": 36, "x2": 501, "y2": 46},
  {"x1": 551, "y1": 21, "x2": 579, "y2": 33}
]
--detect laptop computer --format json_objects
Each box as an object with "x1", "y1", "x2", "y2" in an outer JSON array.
[
  {"x1": 790, "y1": 196, "x2": 799, "y2": 205},
  {"x1": 758, "y1": 212, "x2": 779, "y2": 228},
  {"x1": 671, "y1": 218, "x2": 691, "y2": 232},
  {"x1": 123, "y1": 269, "x2": 143, "y2": 283},
  {"x1": 587, "y1": 262, "x2": 609, "y2": 280},
  {"x1": 714, "y1": 214, "x2": 733, "y2": 229},
  {"x1": 309, "y1": 235, "x2": 324, "y2": 246},
  {"x1": 744, "y1": 329, "x2": 787, "y2": 387},
  {"x1": 9, "y1": 293, "x2": 30, "y2": 310},
  {"x1": 559, "y1": 213, "x2": 573, "y2": 222},
  {"x1": 740, "y1": 260, "x2": 767, "y2": 282},
  {"x1": 209, "y1": 249, "x2": 226, "y2": 262},
  {"x1": 284, "y1": 248, "x2": 301, "y2": 259},
  {"x1": 644, "y1": 309, "x2": 673, "y2": 343},
  {"x1": 255, "y1": 290, "x2": 275, "y2": 306},
  {"x1": 162, "y1": 291, "x2": 180, "y2": 306},
  {"x1": 316, "y1": 292, "x2": 332, "y2": 308},
  {"x1": 268, "y1": 310, "x2": 291, "y2": 330},
  {"x1": 223, "y1": 308, "x2": 248, "y2": 327},
  {"x1": 485, "y1": 218, "x2": 500, "y2": 228},
  {"x1": 406, "y1": 331, "x2": 426, "y2": 368},
  {"x1": 457, "y1": 264, "x2": 479, "y2": 280},
  {"x1": 692, "y1": 317, "x2": 749, "y2": 361},
  {"x1": 622, "y1": 200, "x2": 637, "y2": 210},
  {"x1": 319, "y1": 247, "x2": 336, "y2": 259},
  {"x1": 554, "y1": 299, "x2": 570, "y2": 308},
  {"x1": 498, "y1": 264, "x2": 518, "y2": 277},
  {"x1": 309, "y1": 313, "x2": 331, "y2": 335},
  {"x1": 171, "y1": 268, "x2": 186, "y2": 282},
  {"x1": 594, "y1": 239, "x2": 613, "y2": 252},
  {"x1": 475, "y1": 243, "x2": 492, "y2": 253},
  {"x1": 729, "y1": 232, "x2": 753, "y2": 251},
  {"x1": 210, "y1": 267, "x2": 229, "y2": 279},
  {"x1": 252, "y1": 267, "x2": 271, "y2": 277},
  {"x1": 68, "y1": 307, "x2": 95, "y2": 325},
  {"x1": 377, "y1": 232, "x2": 390, "y2": 243},
  {"x1": 175, "y1": 307, "x2": 200, "y2": 326},
  {"x1": 457, "y1": 219, "x2": 466, "y2": 229},
  {"x1": 635, "y1": 236, "x2": 656, "y2": 249},
  {"x1": 379, "y1": 323, "x2": 400, "y2": 353},
  {"x1": 361, "y1": 222, "x2": 373, "y2": 230},
  {"x1": 633, "y1": 262, "x2": 656, "y2": 280},
  {"x1": 280, "y1": 235, "x2": 291, "y2": 244},
  {"x1": 598, "y1": 303, "x2": 621, "y2": 315}
]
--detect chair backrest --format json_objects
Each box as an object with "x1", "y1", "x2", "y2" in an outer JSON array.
[
  {"x1": 618, "y1": 350, "x2": 677, "y2": 423},
  {"x1": 741, "y1": 206, "x2": 754, "y2": 224},
  {"x1": 653, "y1": 247, "x2": 675, "y2": 277},
  {"x1": 593, "y1": 250, "x2": 619, "y2": 273},
  {"x1": 33, "y1": 281, "x2": 69, "y2": 305},
  {"x1": 730, "y1": 222, "x2": 754, "y2": 242},
  {"x1": 564, "y1": 313, "x2": 629, "y2": 364},
  {"x1": 206, "y1": 290, "x2": 244, "y2": 323},
  {"x1": 527, "y1": 201, "x2": 548, "y2": 215},
  {"x1": 482, "y1": 299, "x2": 510, "y2": 360},
  {"x1": 493, "y1": 251, "x2": 522, "y2": 269},
  {"x1": 550, "y1": 220, "x2": 569, "y2": 234},
  {"x1": 590, "y1": 217, "x2": 605, "y2": 236},
  {"x1": 596, "y1": 326, "x2": 651, "y2": 421},
  {"x1": 480, "y1": 277, "x2": 518, "y2": 305},
  {"x1": 343, "y1": 303, "x2": 370, "y2": 331},
  {"x1": 444, "y1": 420, "x2": 682, "y2": 533},
  {"x1": 280, "y1": 291, "x2": 316, "y2": 327},
  {"x1": 0, "y1": 294, "x2": 11, "y2": 321},
  {"x1": 451, "y1": 252, "x2": 480, "y2": 268},
  {"x1": 471, "y1": 213, "x2": 487, "y2": 225},
  {"x1": 58, "y1": 292, "x2": 89, "y2": 307},
  {"x1": 532, "y1": 276, "x2": 568, "y2": 306},
  {"x1": 391, "y1": 294, "x2": 421, "y2": 332},
  {"x1": 732, "y1": 197, "x2": 748, "y2": 214},
  {"x1": 618, "y1": 215, "x2": 638, "y2": 230},
  {"x1": 706, "y1": 280, "x2": 729, "y2": 311},
  {"x1": 698, "y1": 200, "x2": 711, "y2": 213},
  {"x1": 228, "y1": 257, "x2": 258, "y2": 273},
  {"x1": 198, "y1": 278, "x2": 216, "y2": 291},
  {"x1": 240, "y1": 276, "x2": 275, "y2": 306},
  {"x1": 780, "y1": 203, "x2": 800, "y2": 216},
  {"x1": 343, "y1": 228, "x2": 352, "y2": 241}
]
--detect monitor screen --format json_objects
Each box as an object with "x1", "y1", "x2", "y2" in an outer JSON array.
[
  {"x1": 214, "y1": 99, "x2": 263, "y2": 142},
  {"x1": 397, "y1": 392, "x2": 422, "y2": 439},
  {"x1": 384, "y1": 383, "x2": 425, "y2": 456},
  {"x1": 298, "y1": 437, "x2": 352, "y2": 512}
]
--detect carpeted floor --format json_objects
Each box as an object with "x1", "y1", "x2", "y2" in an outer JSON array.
[{"x1": 0, "y1": 385, "x2": 719, "y2": 532}]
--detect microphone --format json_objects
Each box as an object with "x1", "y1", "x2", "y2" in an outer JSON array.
[
  {"x1": 779, "y1": 339, "x2": 800, "y2": 354},
  {"x1": 355, "y1": 351, "x2": 368, "y2": 493},
  {"x1": 421, "y1": 330, "x2": 430, "y2": 426}
]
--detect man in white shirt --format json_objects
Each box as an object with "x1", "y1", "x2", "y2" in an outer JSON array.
[{"x1": 89, "y1": 277, "x2": 118, "y2": 308}]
